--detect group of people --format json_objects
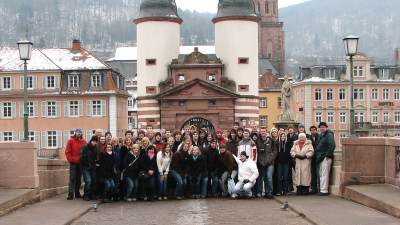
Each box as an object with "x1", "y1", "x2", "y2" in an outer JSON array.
[{"x1": 65, "y1": 121, "x2": 336, "y2": 202}]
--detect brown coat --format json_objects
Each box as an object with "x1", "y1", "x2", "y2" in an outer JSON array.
[{"x1": 290, "y1": 140, "x2": 314, "y2": 186}]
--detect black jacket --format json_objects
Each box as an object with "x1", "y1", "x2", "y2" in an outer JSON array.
[
  {"x1": 140, "y1": 153, "x2": 158, "y2": 175},
  {"x1": 226, "y1": 139, "x2": 239, "y2": 156},
  {"x1": 98, "y1": 152, "x2": 116, "y2": 179},
  {"x1": 309, "y1": 134, "x2": 320, "y2": 152},
  {"x1": 286, "y1": 133, "x2": 298, "y2": 153},
  {"x1": 276, "y1": 140, "x2": 291, "y2": 164},
  {"x1": 80, "y1": 143, "x2": 98, "y2": 169},
  {"x1": 204, "y1": 147, "x2": 219, "y2": 175},
  {"x1": 257, "y1": 137, "x2": 278, "y2": 167},
  {"x1": 187, "y1": 155, "x2": 207, "y2": 177},
  {"x1": 123, "y1": 152, "x2": 141, "y2": 179},
  {"x1": 170, "y1": 150, "x2": 189, "y2": 175}
]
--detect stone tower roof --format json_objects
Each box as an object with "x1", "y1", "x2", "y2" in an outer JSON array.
[
  {"x1": 213, "y1": 0, "x2": 259, "y2": 23},
  {"x1": 134, "y1": 0, "x2": 182, "y2": 24}
]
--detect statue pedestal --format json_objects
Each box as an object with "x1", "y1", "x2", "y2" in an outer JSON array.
[{"x1": 274, "y1": 120, "x2": 300, "y2": 131}]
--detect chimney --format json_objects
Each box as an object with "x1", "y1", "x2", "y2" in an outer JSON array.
[
  {"x1": 72, "y1": 39, "x2": 81, "y2": 50},
  {"x1": 395, "y1": 48, "x2": 400, "y2": 66},
  {"x1": 194, "y1": 47, "x2": 199, "y2": 53}
]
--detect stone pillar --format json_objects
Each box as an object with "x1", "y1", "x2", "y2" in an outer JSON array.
[{"x1": 0, "y1": 142, "x2": 39, "y2": 188}]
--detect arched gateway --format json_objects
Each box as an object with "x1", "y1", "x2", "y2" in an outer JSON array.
[{"x1": 181, "y1": 117, "x2": 215, "y2": 134}]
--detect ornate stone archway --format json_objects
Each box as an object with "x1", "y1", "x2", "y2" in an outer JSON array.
[{"x1": 180, "y1": 117, "x2": 216, "y2": 134}]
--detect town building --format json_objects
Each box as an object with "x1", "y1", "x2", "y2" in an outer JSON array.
[
  {"x1": 134, "y1": 0, "x2": 261, "y2": 132},
  {"x1": 259, "y1": 71, "x2": 283, "y2": 129},
  {"x1": 0, "y1": 40, "x2": 128, "y2": 157},
  {"x1": 293, "y1": 53, "x2": 400, "y2": 145}
]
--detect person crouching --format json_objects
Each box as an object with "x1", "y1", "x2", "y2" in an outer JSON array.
[{"x1": 231, "y1": 151, "x2": 259, "y2": 199}]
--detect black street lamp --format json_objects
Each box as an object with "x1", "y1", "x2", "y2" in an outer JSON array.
[
  {"x1": 17, "y1": 40, "x2": 33, "y2": 141},
  {"x1": 343, "y1": 35, "x2": 359, "y2": 136}
]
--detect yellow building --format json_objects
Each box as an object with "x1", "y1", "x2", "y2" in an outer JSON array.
[{"x1": 258, "y1": 73, "x2": 283, "y2": 130}]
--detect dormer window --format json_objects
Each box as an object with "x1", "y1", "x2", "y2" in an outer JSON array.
[
  {"x1": 208, "y1": 74, "x2": 216, "y2": 82},
  {"x1": 68, "y1": 73, "x2": 80, "y2": 88},
  {"x1": 324, "y1": 68, "x2": 336, "y2": 79},
  {"x1": 353, "y1": 66, "x2": 364, "y2": 77},
  {"x1": 379, "y1": 68, "x2": 390, "y2": 80},
  {"x1": 178, "y1": 74, "x2": 185, "y2": 81},
  {"x1": 91, "y1": 72, "x2": 102, "y2": 88}
]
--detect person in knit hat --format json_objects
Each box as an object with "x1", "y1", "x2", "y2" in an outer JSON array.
[{"x1": 231, "y1": 151, "x2": 259, "y2": 198}]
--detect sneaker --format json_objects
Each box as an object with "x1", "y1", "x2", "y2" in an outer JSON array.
[
  {"x1": 158, "y1": 197, "x2": 162, "y2": 200},
  {"x1": 163, "y1": 197, "x2": 168, "y2": 200},
  {"x1": 231, "y1": 194, "x2": 238, "y2": 199},
  {"x1": 143, "y1": 197, "x2": 148, "y2": 201},
  {"x1": 126, "y1": 198, "x2": 133, "y2": 202},
  {"x1": 256, "y1": 193, "x2": 262, "y2": 198}
]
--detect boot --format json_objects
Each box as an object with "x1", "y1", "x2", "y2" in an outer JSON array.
[{"x1": 67, "y1": 193, "x2": 74, "y2": 200}]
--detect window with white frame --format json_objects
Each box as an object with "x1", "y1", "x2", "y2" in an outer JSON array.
[
  {"x1": 315, "y1": 112, "x2": 322, "y2": 123},
  {"x1": 383, "y1": 111, "x2": 389, "y2": 123},
  {"x1": 26, "y1": 101, "x2": 35, "y2": 117},
  {"x1": 315, "y1": 89, "x2": 322, "y2": 100},
  {"x1": 208, "y1": 74, "x2": 216, "y2": 82},
  {"x1": 259, "y1": 98, "x2": 267, "y2": 108},
  {"x1": 91, "y1": 73, "x2": 102, "y2": 88},
  {"x1": 325, "y1": 68, "x2": 336, "y2": 79},
  {"x1": 69, "y1": 101, "x2": 79, "y2": 117},
  {"x1": 379, "y1": 68, "x2": 390, "y2": 79},
  {"x1": 383, "y1": 89, "x2": 389, "y2": 100},
  {"x1": 128, "y1": 98, "x2": 133, "y2": 108},
  {"x1": 339, "y1": 112, "x2": 346, "y2": 123},
  {"x1": 178, "y1": 74, "x2": 185, "y2": 81},
  {"x1": 260, "y1": 116, "x2": 268, "y2": 127},
  {"x1": 327, "y1": 112, "x2": 334, "y2": 123},
  {"x1": 92, "y1": 100, "x2": 102, "y2": 116},
  {"x1": 25, "y1": 76, "x2": 34, "y2": 89},
  {"x1": 327, "y1": 89, "x2": 334, "y2": 100},
  {"x1": 353, "y1": 89, "x2": 364, "y2": 100},
  {"x1": 3, "y1": 132, "x2": 13, "y2": 141},
  {"x1": 2, "y1": 102, "x2": 12, "y2": 118},
  {"x1": 2, "y1": 77, "x2": 11, "y2": 89},
  {"x1": 395, "y1": 89, "x2": 400, "y2": 100},
  {"x1": 28, "y1": 131, "x2": 35, "y2": 142},
  {"x1": 68, "y1": 74, "x2": 79, "y2": 88},
  {"x1": 353, "y1": 66, "x2": 364, "y2": 77},
  {"x1": 395, "y1": 112, "x2": 400, "y2": 123},
  {"x1": 47, "y1": 101, "x2": 57, "y2": 117},
  {"x1": 354, "y1": 112, "x2": 365, "y2": 123},
  {"x1": 371, "y1": 89, "x2": 378, "y2": 100},
  {"x1": 47, "y1": 131, "x2": 57, "y2": 148},
  {"x1": 372, "y1": 111, "x2": 379, "y2": 123},
  {"x1": 339, "y1": 88, "x2": 346, "y2": 100},
  {"x1": 46, "y1": 76, "x2": 55, "y2": 89}
]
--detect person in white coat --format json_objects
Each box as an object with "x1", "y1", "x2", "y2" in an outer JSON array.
[{"x1": 232, "y1": 151, "x2": 259, "y2": 198}]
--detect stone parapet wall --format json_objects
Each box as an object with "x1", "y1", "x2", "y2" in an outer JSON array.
[{"x1": 38, "y1": 159, "x2": 69, "y2": 200}]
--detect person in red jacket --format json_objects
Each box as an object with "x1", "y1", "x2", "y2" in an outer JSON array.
[{"x1": 65, "y1": 128, "x2": 87, "y2": 200}]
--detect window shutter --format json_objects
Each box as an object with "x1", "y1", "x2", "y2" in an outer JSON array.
[
  {"x1": 20, "y1": 102, "x2": 24, "y2": 118},
  {"x1": 0, "y1": 102, "x2": 3, "y2": 119},
  {"x1": 20, "y1": 76, "x2": 24, "y2": 89},
  {"x1": 41, "y1": 101, "x2": 47, "y2": 117},
  {"x1": 63, "y1": 131, "x2": 71, "y2": 147},
  {"x1": 55, "y1": 76, "x2": 60, "y2": 89},
  {"x1": 56, "y1": 101, "x2": 61, "y2": 117},
  {"x1": 64, "y1": 101, "x2": 69, "y2": 117},
  {"x1": 0, "y1": 132, "x2": 3, "y2": 142},
  {"x1": 12, "y1": 132, "x2": 18, "y2": 141},
  {"x1": 34, "y1": 131, "x2": 40, "y2": 148},
  {"x1": 11, "y1": 102, "x2": 16, "y2": 118},
  {"x1": 43, "y1": 76, "x2": 47, "y2": 89},
  {"x1": 86, "y1": 130, "x2": 93, "y2": 141},
  {"x1": 19, "y1": 131, "x2": 24, "y2": 141},
  {"x1": 32, "y1": 76, "x2": 37, "y2": 89},
  {"x1": 78, "y1": 100, "x2": 83, "y2": 116},
  {"x1": 41, "y1": 131, "x2": 48, "y2": 149},
  {"x1": 0, "y1": 77, "x2": 3, "y2": 90},
  {"x1": 57, "y1": 131, "x2": 62, "y2": 148},
  {"x1": 33, "y1": 101, "x2": 38, "y2": 117},
  {"x1": 11, "y1": 77, "x2": 15, "y2": 89},
  {"x1": 101, "y1": 100, "x2": 107, "y2": 117},
  {"x1": 86, "y1": 101, "x2": 92, "y2": 116}
]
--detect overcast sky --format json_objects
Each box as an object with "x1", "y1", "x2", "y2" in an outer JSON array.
[{"x1": 175, "y1": 0, "x2": 310, "y2": 13}]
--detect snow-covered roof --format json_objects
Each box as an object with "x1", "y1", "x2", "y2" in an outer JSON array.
[
  {"x1": 107, "y1": 46, "x2": 216, "y2": 61},
  {"x1": 300, "y1": 77, "x2": 339, "y2": 83},
  {"x1": 40, "y1": 48, "x2": 110, "y2": 70},
  {"x1": 0, "y1": 48, "x2": 60, "y2": 71}
]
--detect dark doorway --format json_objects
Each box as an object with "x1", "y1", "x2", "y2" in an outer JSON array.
[{"x1": 181, "y1": 117, "x2": 215, "y2": 134}]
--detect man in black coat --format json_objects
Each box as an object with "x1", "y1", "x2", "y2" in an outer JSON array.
[{"x1": 309, "y1": 126, "x2": 320, "y2": 194}]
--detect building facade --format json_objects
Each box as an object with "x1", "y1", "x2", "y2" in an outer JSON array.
[
  {"x1": 293, "y1": 53, "x2": 400, "y2": 145},
  {"x1": 0, "y1": 41, "x2": 128, "y2": 156},
  {"x1": 259, "y1": 71, "x2": 283, "y2": 129},
  {"x1": 253, "y1": 0, "x2": 285, "y2": 74},
  {"x1": 134, "y1": 0, "x2": 260, "y2": 132}
]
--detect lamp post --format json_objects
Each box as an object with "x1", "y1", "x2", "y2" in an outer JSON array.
[
  {"x1": 343, "y1": 35, "x2": 359, "y2": 137},
  {"x1": 17, "y1": 40, "x2": 33, "y2": 141}
]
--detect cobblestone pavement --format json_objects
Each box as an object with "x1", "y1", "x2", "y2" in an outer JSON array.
[{"x1": 72, "y1": 198, "x2": 310, "y2": 225}]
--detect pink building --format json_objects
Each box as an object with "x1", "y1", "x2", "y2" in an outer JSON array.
[
  {"x1": 0, "y1": 40, "x2": 128, "y2": 157},
  {"x1": 293, "y1": 53, "x2": 400, "y2": 145}
]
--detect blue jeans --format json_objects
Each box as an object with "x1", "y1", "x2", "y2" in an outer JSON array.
[
  {"x1": 170, "y1": 170, "x2": 187, "y2": 197},
  {"x1": 68, "y1": 163, "x2": 81, "y2": 196},
  {"x1": 124, "y1": 177, "x2": 138, "y2": 198},
  {"x1": 159, "y1": 175, "x2": 168, "y2": 197},
  {"x1": 189, "y1": 175, "x2": 202, "y2": 196},
  {"x1": 276, "y1": 163, "x2": 290, "y2": 194},
  {"x1": 201, "y1": 176, "x2": 208, "y2": 197},
  {"x1": 209, "y1": 174, "x2": 219, "y2": 196},
  {"x1": 104, "y1": 179, "x2": 116, "y2": 194},
  {"x1": 82, "y1": 168, "x2": 96, "y2": 198},
  {"x1": 256, "y1": 165, "x2": 274, "y2": 196},
  {"x1": 140, "y1": 175, "x2": 157, "y2": 199}
]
